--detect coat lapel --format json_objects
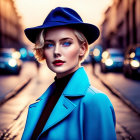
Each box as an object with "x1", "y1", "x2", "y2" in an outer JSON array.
[{"x1": 39, "y1": 95, "x2": 76, "y2": 137}]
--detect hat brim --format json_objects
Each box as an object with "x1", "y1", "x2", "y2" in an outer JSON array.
[{"x1": 24, "y1": 22, "x2": 100, "y2": 45}]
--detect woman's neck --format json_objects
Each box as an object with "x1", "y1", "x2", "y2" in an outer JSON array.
[{"x1": 56, "y1": 65, "x2": 80, "y2": 79}]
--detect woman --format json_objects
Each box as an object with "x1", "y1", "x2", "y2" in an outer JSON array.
[{"x1": 22, "y1": 7, "x2": 116, "y2": 140}]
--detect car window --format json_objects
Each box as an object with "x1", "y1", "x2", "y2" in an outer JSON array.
[
  {"x1": 135, "y1": 48, "x2": 140, "y2": 57},
  {"x1": 110, "y1": 53, "x2": 123, "y2": 57}
]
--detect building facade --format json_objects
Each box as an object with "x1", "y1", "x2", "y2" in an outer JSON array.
[
  {"x1": 0, "y1": 0, "x2": 23, "y2": 50},
  {"x1": 101, "y1": 0, "x2": 140, "y2": 51}
]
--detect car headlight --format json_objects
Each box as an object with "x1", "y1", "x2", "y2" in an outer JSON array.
[
  {"x1": 93, "y1": 48, "x2": 100, "y2": 57},
  {"x1": 105, "y1": 58, "x2": 113, "y2": 66},
  {"x1": 102, "y1": 51, "x2": 109, "y2": 59},
  {"x1": 12, "y1": 51, "x2": 21, "y2": 59},
  {"x1": 8, "y1": 59, "x2": 17, "y2": 67},
  {"x1": 130, "y1": 60, "x2": 140, "y2": 68}
]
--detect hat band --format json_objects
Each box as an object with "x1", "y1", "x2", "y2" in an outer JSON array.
[{"x1": 43, "y1": 20, "x2": 82, "y2": 24}]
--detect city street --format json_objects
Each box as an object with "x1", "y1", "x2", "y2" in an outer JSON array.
[
  {"x1": 94, "y1": 64, "x2": 140, "y2": 114},
  {"x1": 0, "y1": 62, "x2": 140, "y2": 140},
  {"x1": 0, "y1": 0, "x2": 139, "y2": 139}
]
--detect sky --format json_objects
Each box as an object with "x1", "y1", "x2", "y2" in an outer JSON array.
[{"x1": 14, "y1": 0, "x2": 113, "y2": 28}]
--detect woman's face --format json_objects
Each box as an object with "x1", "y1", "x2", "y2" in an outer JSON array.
[{"x1": 43, "y1": 27, "x2": 85, "y2": 78}]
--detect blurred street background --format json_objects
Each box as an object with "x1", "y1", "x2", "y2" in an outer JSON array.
[{"x1": 0, "y1": 0, "x2": 140, "y2": 139}]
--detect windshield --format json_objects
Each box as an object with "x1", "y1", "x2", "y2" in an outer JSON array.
[{"x1": 0, "y1": 52, "x2": 12, "y2": 58}]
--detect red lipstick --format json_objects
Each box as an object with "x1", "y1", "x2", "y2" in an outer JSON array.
[{"x1": 53, "y1": 60, "x2": 65, "y2": 66}]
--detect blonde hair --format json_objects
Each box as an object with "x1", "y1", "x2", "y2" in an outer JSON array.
[{"x1": 33, "y1": 28, "x2": 89, "y2": 62}]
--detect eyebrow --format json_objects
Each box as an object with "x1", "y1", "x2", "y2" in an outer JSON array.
[
  {"x1": 44, "y1": 40, "x2": 54, "y2": 43},
  {"x1": 44, "y1": 38, "x2": 73, "y2": 43}
]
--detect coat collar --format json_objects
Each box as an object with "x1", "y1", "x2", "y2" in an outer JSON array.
[
  {"x1": 38, "y1": 66, "x2": 90, "y2": 100},
  {"x1": 63, "y1": 67, "x2": 90, "y2": 97}
]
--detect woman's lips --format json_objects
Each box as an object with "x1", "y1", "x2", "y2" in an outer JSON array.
[{"x1": 53, "y1": 60, "x2": 65, "y2": 66}]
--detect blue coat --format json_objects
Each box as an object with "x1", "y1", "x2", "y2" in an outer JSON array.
[{"x1": 22, "y1": 67, "x2": 116, "y2": 140}]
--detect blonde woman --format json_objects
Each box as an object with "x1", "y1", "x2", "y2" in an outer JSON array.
[{"x1": 22, "y1": 7, "x2": 116, "y2": 140}]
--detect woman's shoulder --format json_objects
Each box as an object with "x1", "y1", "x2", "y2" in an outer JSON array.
[
  {"x1": 82, "y1": 85, "x2": 113, "y2": 107},
  {"x1": 82, "y1": 85, "x2": 116, "y2": 125}
]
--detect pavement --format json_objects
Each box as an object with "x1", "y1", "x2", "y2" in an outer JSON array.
[
  {"x1": 0, "y1": 62, "x2": 36, "y2": 106},
  {"x1": 0, "y1": 77, "x2": 32, "y2": 106},
  {"x1": 94, "y1": 64, "x2": 140, "y2": 116}
]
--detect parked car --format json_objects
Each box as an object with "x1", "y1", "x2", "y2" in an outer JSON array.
[
  {"x1": 100, "y1": 48, "x2": 124, "y2": 73},
  {"x1": 92, "y1": 45, "x2": 103, "y2": 63},
  {"x1": 89, "y1": 45, "x2": 103, "y2": 66},
  {"x1": 123, "y1": 44, "x2": 140, "y2": 78},
  {"x1": 0, "y1": 48, "x2": 22, "y2": 74}
]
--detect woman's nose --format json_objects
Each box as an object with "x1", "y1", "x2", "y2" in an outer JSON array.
[{"x1": 54, "y1": 44, "x2": 61, "y2": 57}]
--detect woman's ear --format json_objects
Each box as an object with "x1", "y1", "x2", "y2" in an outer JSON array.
[{"x1": 79, "y1": 42, "x2": 87, "y2": 57}]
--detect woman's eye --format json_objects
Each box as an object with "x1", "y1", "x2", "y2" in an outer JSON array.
[
  {"x1": 44, "y1": 43, "x2": 54, "y2": 48},
  {"x1": 63, "y1": 42, "x2": 71, "y2": 47}
]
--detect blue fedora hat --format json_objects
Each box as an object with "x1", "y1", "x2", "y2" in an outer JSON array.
[{"x1": 25, "y1": 7, "x2": 100, "y2": 45}]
